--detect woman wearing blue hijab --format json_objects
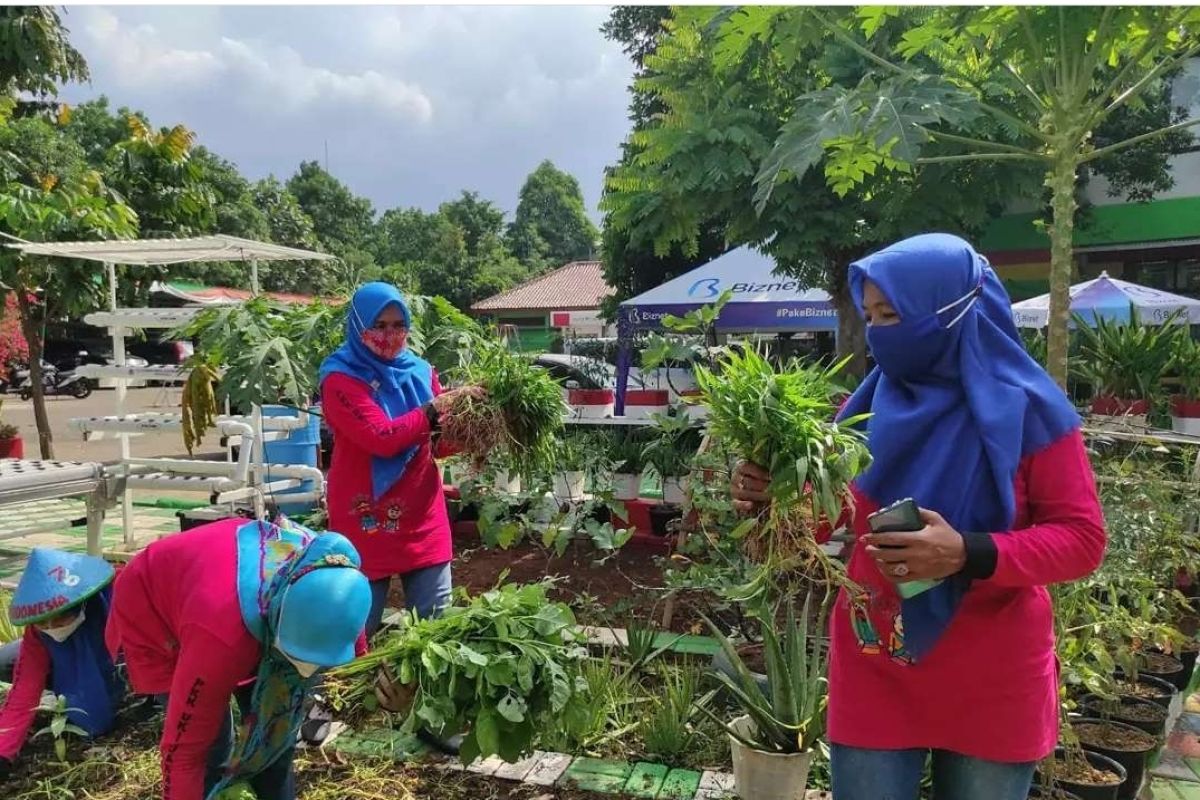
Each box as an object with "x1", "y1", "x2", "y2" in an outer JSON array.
[
  {"x1": 319, "y1": 283, "x2": 480, "y2": 635},
  {"x1": 733, "y1": 234, "x2": 1106, "y2": 799}
]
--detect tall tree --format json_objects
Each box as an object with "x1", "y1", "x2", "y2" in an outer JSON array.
[
  {"x1": 748, "y1": 6, "x2": 1200, "y2": 384},
  {"x1": 286, "y1": 160, "x2": 374, "y2": 255},
  {"x1": 0, "y1": 7, "x2": 87, "y2": 100},
  {"x1": 601, "y1": 8, "x2": 1038, "y2": 370},
  {"x1": 507, "y1": 160, "x2": 599, "y2": 271},
  {"x1": 0, "y1": 113, "x2": 136, "y2": 457}
]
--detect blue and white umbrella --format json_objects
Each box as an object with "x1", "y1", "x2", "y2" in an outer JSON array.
[{"x1": 1012, "y1": 272, "x2": 1200, "y2": 328}]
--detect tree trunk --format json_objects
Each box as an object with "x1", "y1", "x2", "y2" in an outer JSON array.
[
  {"x1": 15, "y1": 290, "x2": 53, "y2": 460},
  {"x1": 827, "y1": 255, "x2": 867, "y2": 377},
  {"x1": 1045, "y1": 156, "x2": 1079, "y2": 388}
]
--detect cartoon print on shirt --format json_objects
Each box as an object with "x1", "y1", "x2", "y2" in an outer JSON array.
[
  {"x1": 888, "y1": 614, "x2": 913, "y2": 665},
  {"x1": 353, "y1": 498, "x2": 379, "y2": 534},
  {"x1": 848, "y1": 589, "x2": 881, "y2": 655},
  {"x1": 382, "y1": 504, "x2": 404, "y2": 533}
]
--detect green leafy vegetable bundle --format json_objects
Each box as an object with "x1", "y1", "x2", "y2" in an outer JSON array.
[
  {"x1": 695, "y1": 348, "x2": 871, "y2": 592},
  {"x1": 335, "y1": 581, "x2": 588, "y2": 765},
  {"x1": 444, "y1": 338, "x2": 565, "y2": 473}
]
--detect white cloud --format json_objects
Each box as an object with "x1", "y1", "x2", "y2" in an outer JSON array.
[{"x1": 76, "y1": 8, "x2": 433, "y2": 123}]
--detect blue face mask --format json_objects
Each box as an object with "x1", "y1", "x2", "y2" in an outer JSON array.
[{"x1": 866, "y1": 284, "x2": 982, "y2": 382}]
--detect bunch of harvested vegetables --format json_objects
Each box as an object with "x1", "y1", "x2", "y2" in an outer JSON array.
[
  {"x1": 694, "y1": 348, "x2": 871, "y2": 595},
  {"x1": 332, "y1": 581, "x2": 588, "y2": 765},
  {"x1": 442, "y1": 337, "x2": 565, "y2": 473}
]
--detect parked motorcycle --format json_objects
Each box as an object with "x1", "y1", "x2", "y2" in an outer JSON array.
[{"x1": 15, "y1": 354, "x2": 94, "y2": 400}]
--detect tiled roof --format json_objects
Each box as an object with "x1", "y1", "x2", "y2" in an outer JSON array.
[{"x1": 471, "y1": 260, "x2": 610, "y2": 313}]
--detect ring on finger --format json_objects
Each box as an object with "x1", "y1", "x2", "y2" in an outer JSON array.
[{"x1": 892, "y1": 563, "x2": 910, "y2": 578}]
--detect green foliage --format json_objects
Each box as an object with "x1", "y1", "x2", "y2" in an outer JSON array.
[
  {"x1": 507, "y1": 159, "x2": 599, "y2": 271},
  {"x1": 699, "y1": 593, "x2": 829, "y2": 754},
  {"x1": 641, "y1": 406, "x2": 702, "y2": 481},
  {"x1": 1171, "y1": 327, "x2": 1200, "y2": 401},
  {"x1": 611, "y1": 427, "x2": 649, "y2": 474},
  {"x1": 452, "y1": 337, "x2": 566, "y2": 474},
  {"x1": 32, "y1": 694, "x2": 89, "y2": 762},
  {"x1": 639, "y1": 662, "x2": 706, "y2": 760},
  {"x1": 1074, "y1": 313, "x2": 1179, "y2": 401},
  {"x1": 0, "y1": 7, "x2": 88, "y2": 98},
  {"x1": 335, "y1": 581, "x2": 589, "y2": 765},
  {"x1": 212, "y1": 782, "x2": 258, "y2": 800}
]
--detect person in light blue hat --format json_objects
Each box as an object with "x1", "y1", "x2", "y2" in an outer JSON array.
[{"x1": 0, "y1": 548, "x2": 124, "y2": 778}]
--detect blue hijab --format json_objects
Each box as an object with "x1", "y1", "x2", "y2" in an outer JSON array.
[
  {"x1": 318, "y1": 282, "x2": 434, "y2": 499},
  {"x1": 837, "y1": 233, "x2": 1079, "y2": 661}
]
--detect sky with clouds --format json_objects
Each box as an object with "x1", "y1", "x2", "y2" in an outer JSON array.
[{"x1": 59, "y1": 5, "x2": 635, "y2": 221}]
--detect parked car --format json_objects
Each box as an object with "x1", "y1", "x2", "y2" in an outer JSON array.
[{"x1": 531, "y1": 354, "x2": 646, "y2": 392}]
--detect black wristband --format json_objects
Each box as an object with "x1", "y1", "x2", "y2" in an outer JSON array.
[
  {"x1": 960, "y1": 531, "x2": 998, "y2": 580},
  {"x1": 423, "y1": 403, "x2": 441, "y2": 432}
]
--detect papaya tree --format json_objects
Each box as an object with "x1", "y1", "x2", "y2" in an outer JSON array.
[{"x1": 742, "y1": 6, "x2": 1200, "y2": 385}]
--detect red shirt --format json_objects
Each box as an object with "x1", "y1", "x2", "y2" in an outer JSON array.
[
  {"x1": 321, "y1": 371, "x2": 453, "y2": 581},
  {"x1": 827, "y1": 430, "x2": 1106, "y2": 763},
  {"x1": 0, "y1": 627, "x2": 50, "y2": 760}
]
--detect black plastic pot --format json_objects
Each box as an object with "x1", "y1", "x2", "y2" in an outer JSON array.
[
  {"x1": 1036, "y1": 748, "x2": 1126, "y2": 800},
  {"x1": 1112, "y1": 669, "x2": 1178, "y2": 709},
  {"x1": 1139, "y1": 652, "x2": 1187, "y2": 692},
  {"x1": 587, "y1": 504, "x2": 612, "y2": 525},
  {"x1": 1071, "y1": 718, "x2": 1157, "y2": 800},
  {"x1": 1080, "y1": 694, "x2": 1169, "y2": 739},
  {"x1": 456, "y1": 502, "x2": 480, "y2": 523},
  {"x1": 1180, "y1": 644, "x2": 1199, "y2": 685},
  {"x1": 648, "y1": 504, "x2": 682, "y2": 537},
  {"x1": 1028, "y1": 786, "x2": 1083, "y2": 800}
]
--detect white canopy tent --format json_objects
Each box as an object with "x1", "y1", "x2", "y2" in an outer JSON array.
[{"x1": 5, "y1": 235, "x2": 334, "y2": 541}]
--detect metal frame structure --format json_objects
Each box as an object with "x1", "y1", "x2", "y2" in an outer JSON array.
[{"x1": 6, "y1": 236, "x2": 334, "y2": 544}]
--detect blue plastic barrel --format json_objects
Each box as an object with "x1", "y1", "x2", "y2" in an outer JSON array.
[{"x1": 261, "y1": 404, "x2": 322, "y2": 516}]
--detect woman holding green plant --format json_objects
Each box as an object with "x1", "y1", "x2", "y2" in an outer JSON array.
[
  {"x1": 0, "y1": 549, "x2": 123, "y2": 779},
  {"x1": 732, "y1": 234, "x2": 1106, "y2": 799},
  {"x1": 319, "y1": 282, "x2": 483, "y2": 636}
]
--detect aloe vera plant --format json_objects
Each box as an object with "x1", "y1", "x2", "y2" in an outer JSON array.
[{"x1": 699, "y1": 592, "x2": 829, "y2": 754}]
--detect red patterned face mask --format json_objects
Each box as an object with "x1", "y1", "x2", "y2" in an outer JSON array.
[{"x1": 361, "y1": 329, "x2": 407, "y2": 360}]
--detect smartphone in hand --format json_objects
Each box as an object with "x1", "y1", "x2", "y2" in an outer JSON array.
[{"x1": 867, "y1": 498, "x2": 941, "y2": 599}]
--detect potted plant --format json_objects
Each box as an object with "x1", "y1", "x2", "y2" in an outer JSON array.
[
  {"x1": 700, "y1": 593, "x2": 827, "y2": 800},
  {"x1": 1075, "y1": 312, "x2": 1177, "y2": 421},
  {"x1": 1070, "y1": 718, "x2": 1157, "y2": 800},
  {"x1": 1038, "y1": 746, "x2": 1127, "y2": 800},
  {"x1": 610, "y1": 428, "x2": 646, "y2": 501},
  {"x1": 560, "y1": 353, "x2": 614, "y2": 419},
  {"x1": 0, "y1": 401, "x2": 22, "y2": 458},
  {"x1": 643, "y1": 407, "x2": 701, "y2": 506},
  {"x1": 1168, "y1": 326, "x2": 1200, "y2": 434},
  {"x1": 553, "y1": 433, "x2": 589, "y2": 504}
]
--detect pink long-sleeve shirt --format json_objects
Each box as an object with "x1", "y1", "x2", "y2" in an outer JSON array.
[
  {"x1": 0, "y1": 627, "x2": 50, "y2": 760},
  {"x1": 321, "y1": 370, "x2": 453, "y2": 581},
  {"x1": 104, "y1": 519, "x2": 365, "y2": 800},
  {"x1": 827, "y1": 429, "x2": 1106, "y2": 762}
]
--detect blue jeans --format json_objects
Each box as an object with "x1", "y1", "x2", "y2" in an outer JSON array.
[
  {"x1": 830, "y1": 744, "x2": 1035, "y2": 800},
  {"x1": 364, "y1": 561, "x2": 453, "y2": 637}
]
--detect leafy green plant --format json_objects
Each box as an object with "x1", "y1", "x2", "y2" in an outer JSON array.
[
  {"x1": 1022, "y1": 329, "x2": 1048, "y2": 368},
  {"x1": 611, "y1": 427, "x2": 648, "y2": 474},
  {"x1": 641, "y1": 291, "x2": 732, "y2": 395},
  {"x1": 32, "y1": 695, "x2": 89, "y2": 762},
  {"x1": 696, "y1": 348, "x2": 869, "y2": 594},
  {"x1": 537, "y1": 650, "x2": 642, "y2": 756},
  {"x1": 1171, "y1": 326, "x2": 1200, "y2": 402},
  {"x1": 642, "y1": 406, "x2": 702, "y2": 481},
  {"x1": 699, "y1": 593, "x2": 828, "y2": 754},
  {"x1": 334, "y1": 581, "x2": 588, "y2": 765},
  {"x1": 640, "y1": 663, "x2": 708, "y2": 760},
  {"x1": 1074, "y1": 312, "x2": 1179, "y2": 402},
  {"x1": 446, "y1": 337, "x2": 566, "y2": 474}
]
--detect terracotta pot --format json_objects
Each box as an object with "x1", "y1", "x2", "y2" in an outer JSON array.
[{"x1": 0, "y1": 435, "x2": 23, "y2": 459}]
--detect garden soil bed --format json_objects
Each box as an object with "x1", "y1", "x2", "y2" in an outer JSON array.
[{"x1": 389, "y1": 536, "x2": 723, "y2": 634}]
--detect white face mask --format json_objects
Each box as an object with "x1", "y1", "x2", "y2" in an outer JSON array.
[
  {"x1": 39, "y1": 608, "x2": 85, "y2": 643},
  {"x1": 276, "y1": 643, "x2": 321, "y2": 678}
]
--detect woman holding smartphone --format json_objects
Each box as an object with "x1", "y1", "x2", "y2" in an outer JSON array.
[{"x1": 732, "y1": 233, "x2": 1106, "y2": 799}]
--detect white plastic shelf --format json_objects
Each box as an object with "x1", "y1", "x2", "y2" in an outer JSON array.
[
  {"x1": 75, "y1": 364, "x2": 188, "y2": 383},
  {"x1": 71, "y1": 412, "x2": 309, "y2": 436},
  {"x1": 84, "y1": 307, "x2": 201, "y2": 330}
]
